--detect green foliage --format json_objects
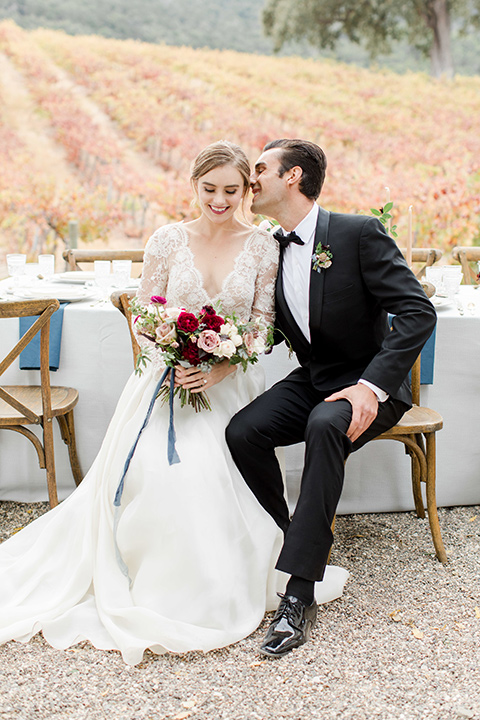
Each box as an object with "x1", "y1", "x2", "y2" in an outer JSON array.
[
  {"x1": 262, "y1": 0, "x2": 480, "y2": 76},
  {"x1": 1, "y1": 0, "x2": 479, "y2": 74},
  {"x1": 371, "y1": 201, "x2": 398, "y2": 238}
]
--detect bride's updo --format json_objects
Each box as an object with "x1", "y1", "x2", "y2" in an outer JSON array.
[{"x1": 190, "y1": 141, "x2": 251, "y2": 197}]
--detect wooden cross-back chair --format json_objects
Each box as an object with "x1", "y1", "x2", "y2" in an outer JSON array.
[
  {"x1": 328, "y1": 350, "x2": 446, "y2": 566},
  {"x1": 0, "y1": 299, "x2": 82, "y2": 507},
  {"x1": 110, "y1": 290, "x2": 140, "y2": 367},
  {"x1": 398, "y1": 248, "x2": 443, "y2": 279},
  {"x1": 451, "y1": 246, "x2": 480, "y2": 284},
  {"x1": 373, "y1": 349, "x2": 446, "y2": 562},
  {"x1": 62, "y1": 249, "x2": 144, "y2": 275}
]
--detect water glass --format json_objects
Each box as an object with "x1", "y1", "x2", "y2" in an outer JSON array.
[
  {"x1": 38, "y1": 254, "x2": 55, "y2": 280},
  {"x1": 425, "y1": 266, "x2": 443, "y2": 293},
  {"x1": 94, "y1": 261, "x2": 112, "y2": 296},
  {"x1": 6, "y1": 253, "x2": 27, "y2": 286},
  {"x1": 112, "y1": 260, "x2": 132, "y2": 288},
  {"x1": 23, "y1": 263, "x2": 41, "y2": 286},
  {"x1": 443, "y1": 273, "x2": 462, "y2": 299}
]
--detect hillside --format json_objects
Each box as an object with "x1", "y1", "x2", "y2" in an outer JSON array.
[
  {"x1": 2, "y1": 0, "x2": 480, "y2": 75},
  {"x1": 1, "y1": 20, "x2": 479, "y2": 259}
]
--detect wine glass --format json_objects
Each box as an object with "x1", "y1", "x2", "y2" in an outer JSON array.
[
  {"x1": 38, "y1": 254, "x2": 55, "y2": 281},
  {"x1": 94, "y1": 260, "x2": 112, "y2": 300},
  {"x1": 112, "y1": 260, "x2": 132, "y2": 288},
  {"x1": 6, "y1": 253, "x2": 27, "y2": 287}
]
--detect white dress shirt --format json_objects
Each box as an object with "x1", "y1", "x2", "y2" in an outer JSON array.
[{"x1": 280, "y1": 204, "x2": 388, "y2": 402}]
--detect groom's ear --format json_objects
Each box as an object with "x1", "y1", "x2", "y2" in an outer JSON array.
[{"x1": 285, "y1": 166, "x2": 303, "y2": 187}]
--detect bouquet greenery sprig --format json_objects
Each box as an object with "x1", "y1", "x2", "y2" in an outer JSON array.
[{"x1": 130, "y1": 296, "x2": 273, "y2": 411}]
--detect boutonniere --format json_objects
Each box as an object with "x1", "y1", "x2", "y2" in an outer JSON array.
[{"x1": 312, "y1": 242, "x2": 333, "y2": 272}]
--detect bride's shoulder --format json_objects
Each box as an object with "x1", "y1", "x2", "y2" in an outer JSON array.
[
  {"x1": 145, "y1": 222, "x2": 187, "y2": 256},
  {"x1": 245, "y1": 225, "x2": 279, "y2": 259}
]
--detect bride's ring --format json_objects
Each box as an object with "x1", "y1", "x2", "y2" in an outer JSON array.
[{"x1": 203, "y1": 379, "x2": 207, "y2": 385}]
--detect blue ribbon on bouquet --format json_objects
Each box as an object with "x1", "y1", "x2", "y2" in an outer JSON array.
[{"x1": 113, "y1": 367, "x2": 180, "y2": 582}]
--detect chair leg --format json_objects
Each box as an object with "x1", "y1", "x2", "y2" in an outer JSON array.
[
  {"x1": 43, "y1": 418, "x2": 59, "y2": 508},
  {"x1": 410, "y1": 449, "x2": 425, "y2": 519},
  {"x1": 326, "y1": 515, "x2": 336, "y2": 564},
  {"x1": 57, "y1": 411, "x2": 83, "y2": 486},
  {"x1": 424, "y1": 433, "x2": 448, "y2": 563}
]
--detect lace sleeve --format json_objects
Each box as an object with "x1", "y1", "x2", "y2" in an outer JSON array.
[
  {"x1": 136, "y1": 227, "x2": 169, "y2": 305},
  {"x1": 250, "y1": 229, "x2": 279, "y2": 338},
  {"x1": 133, "y1": 226, "x2": 171, "y2": 375}
]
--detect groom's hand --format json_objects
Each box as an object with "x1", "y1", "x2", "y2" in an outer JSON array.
[{"x1": 324, "y1": 384, "x2": 378, "y2": 443}]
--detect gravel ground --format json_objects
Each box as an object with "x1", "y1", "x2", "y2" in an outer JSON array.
[{"x1": 0, "y1": 501, "x2": 479, "y2": 720}]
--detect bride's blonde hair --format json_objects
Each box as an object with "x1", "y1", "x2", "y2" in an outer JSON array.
[{"x1": 190, "y1": 141, "x2": 251, "y2": 199}]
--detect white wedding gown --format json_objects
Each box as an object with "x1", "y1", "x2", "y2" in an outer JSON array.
[{"x1": 0, "y1": 223, "x2": 348, "y2": 665}]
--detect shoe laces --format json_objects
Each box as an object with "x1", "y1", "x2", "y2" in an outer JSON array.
[{"x1": 274, "y1": 593, "x2": 304, "y2": 627}]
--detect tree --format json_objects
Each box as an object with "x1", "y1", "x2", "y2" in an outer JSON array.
[{"x1": 263, "y1": 0, "x2": 480, "y2": 78}]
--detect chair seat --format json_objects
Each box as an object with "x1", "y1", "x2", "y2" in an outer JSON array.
[
  {"x1": 377, "y1": 405, "x2": 443, "y2": 436},
  {"x1": 0, "y1": 386, "x2": 79, "y2": 425}
]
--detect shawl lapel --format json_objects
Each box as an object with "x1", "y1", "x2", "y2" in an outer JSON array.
[
  {"x1": 308, "y1": 206, "x2": 330, "y2": 337},
  {"x1": 276, "y1": 245, "x2": 310, "y2": 354}
]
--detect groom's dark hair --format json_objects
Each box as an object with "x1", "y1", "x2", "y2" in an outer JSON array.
[{"x1": 263, "y1": 139, "x2": 327, "y2": 200}]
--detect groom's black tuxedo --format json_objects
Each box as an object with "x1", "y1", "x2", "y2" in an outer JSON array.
[
  {"x1": 275, "y1": 207, "x2": 435, "y2": 406},
  {"x1": 227, "y1": 206, "x2": 436, "y2": 581}
]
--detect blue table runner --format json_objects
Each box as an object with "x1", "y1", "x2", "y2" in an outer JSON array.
[{"x1": 19, "y1": 303, "x2": 68, "y2": 371}]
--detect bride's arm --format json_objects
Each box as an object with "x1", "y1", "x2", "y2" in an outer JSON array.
[
  {"x1": 250, "y1": 230, "x2": 279, "y2": 334},
  {"x1": 133, "y1": 228, "x2": 169, "y2": 372}
]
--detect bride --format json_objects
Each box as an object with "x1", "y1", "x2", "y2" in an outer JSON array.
[{"x1": 0, "y1": 141, "x2": 346, "y2": 666}]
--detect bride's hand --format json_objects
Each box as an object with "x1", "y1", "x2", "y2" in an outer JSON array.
[{"x1": 174, "y1": 361, "x2": 236, "y2": 392}]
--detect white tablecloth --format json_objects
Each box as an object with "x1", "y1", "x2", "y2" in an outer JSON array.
[{"x1": 1, "y1": 286, "x2": 479, "y2": 511}]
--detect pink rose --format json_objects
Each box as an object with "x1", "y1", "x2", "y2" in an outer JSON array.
[
  {"x1": 244, "y1": 331, "x2": 266, "y2": 356},
  {"x1": 197, "y1": 329, "x2": 220, "y2": 353},
  {"x1": 155, "y1": 322, "x2": 177, "y2": 345},
  {"x1": 150, "y1": 295, "x2": 167, "y2": 304},
  {"x1": 243, "y1": 331, "x2": 255, "y2": 357}
]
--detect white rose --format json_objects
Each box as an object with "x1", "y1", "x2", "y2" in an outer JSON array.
[
  {"x1": 164, "y1": 307, "x2": 183, "y2": 321},
  {"x1": 212, "y1": 339, "x2": 236, "y2": 359},
  {"x1": 252, "y1": 336, "x2": 266, "y2": 354}
]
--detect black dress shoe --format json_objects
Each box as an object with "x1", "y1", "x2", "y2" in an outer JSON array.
[{"x1": 259, "y1": 593, "x2": 317, "y2": 657}]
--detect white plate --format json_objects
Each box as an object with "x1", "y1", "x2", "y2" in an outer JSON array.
[
  {"x1": 52, "y1": 271, "x2": 96, "y2": 284},
  {"x1": 12, "y1": 285, "x2": 98, "y2": 303}
]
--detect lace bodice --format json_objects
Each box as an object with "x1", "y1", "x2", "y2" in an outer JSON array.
[{"x1": 135, "y1": 222, "x2": 279, "y2": 373}]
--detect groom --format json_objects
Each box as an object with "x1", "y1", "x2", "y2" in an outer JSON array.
[{"x1": 226, "y1": 139, "x2": 436, "y2": 657}]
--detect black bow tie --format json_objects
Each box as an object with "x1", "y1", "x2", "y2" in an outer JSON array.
[{"x1": 273, "y1": 229, "x2": 305, "y2": 249}]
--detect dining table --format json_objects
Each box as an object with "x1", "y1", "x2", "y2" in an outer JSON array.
[{"x1": 0, "y1": 278, "x2": 479, "y2": 515}]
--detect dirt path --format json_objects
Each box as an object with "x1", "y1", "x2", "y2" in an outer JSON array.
[
  {"x1": 0, "y1": 45, "x2": 171, "y2": 262},
  {"x1": 49, "y1": 61, "x2": 164, "y2": 189},
  {"x1": 0, "y1": 51, "x2": 77, "y2": 184}
]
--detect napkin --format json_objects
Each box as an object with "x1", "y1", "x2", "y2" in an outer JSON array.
[
  {"x1": 19, "y1": 303, "x2": 68, "y2": 371},
  {"x1": 419, "y1": 328, "x2": 436, "y2": 385},
  {"x1": 388, "y1": 314, "x2": 436, "y2": 385}
]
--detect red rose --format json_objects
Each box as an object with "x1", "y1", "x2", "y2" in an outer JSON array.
[
  {"x1": 202, "y1": 313, "x2": 224, "y2": 332},
  {"x1": 182, "y1": 340, "x2": 200, "y2": 366},
  {"x1": 200, "y1": 305, "x2": 216, "y2": 316},
  {"x1": 177, "y1": 312, "x2": 199, "y2": 333}
]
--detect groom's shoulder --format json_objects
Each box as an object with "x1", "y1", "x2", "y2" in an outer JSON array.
[{"x1": 329, "y1": 211, "x2": 377, "y2": 231}]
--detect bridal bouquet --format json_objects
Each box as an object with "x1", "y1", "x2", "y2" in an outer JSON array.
[{"x1": 130, "y1": 295, "x2": 272, "y2": 411}]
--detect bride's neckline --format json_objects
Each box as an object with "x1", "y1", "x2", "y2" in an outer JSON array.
[{"x1": 176, "y1": 223, "x2": 257, "y2": 302}]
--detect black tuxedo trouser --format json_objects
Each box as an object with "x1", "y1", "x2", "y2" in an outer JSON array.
[{"x1": 226, "y1": 368, "x2": 408, "y2": 582}]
